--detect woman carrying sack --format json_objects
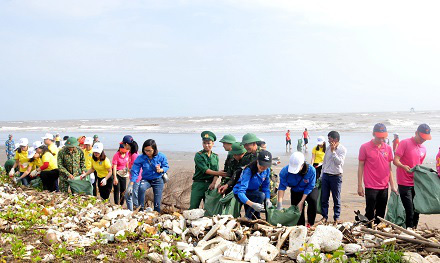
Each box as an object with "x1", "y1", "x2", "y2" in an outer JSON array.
[
  {"x1": 130, "y1": 139, "x2": 169, "y2": 212},
  {"x1": 277, "y1": 152, "x2": 317, "y2": 226},
  {"x1": 112, "y1": 143, "x2": 130, "y2": 205}
]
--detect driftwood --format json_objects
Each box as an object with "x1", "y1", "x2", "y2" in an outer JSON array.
[
  {"x1": 360, "y1": 227, "x2": 440, "y2": 248},
  {"x1": 377, "y1": 217, "x2": 431, "y2": 243}
]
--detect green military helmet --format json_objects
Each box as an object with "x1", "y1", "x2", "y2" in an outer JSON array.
[
  {"x1": 229, "y1": 142, "x2": 247, "y2": 155},
  {"x1": 241, "y1": 133, "x2": 261, "y2": 145},
  {"x1": 65, "y1": 137, "x2": 79, "y2": 147},
  {"x1": 219, "y1": 134, "x2": 236, "y2": 144},
  {"x1": 201, "y1": 131, "x2": 216, "y2": 142}
]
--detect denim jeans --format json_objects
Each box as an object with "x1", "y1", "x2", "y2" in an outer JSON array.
[
  {"x1": 125, "y1": 182, "x2": 140, "y2": 211},
  {"x1": 321, "y1": 173, "x2": 342, "y2": 220},
  {"x1": 18, "y1": 172, "x2": 30, "y2": 186},
  {"x1": 237, "y1": 190, "x2": 265, "y2": 220},
  {"x1": 138, "y1": 178, "x2": 164, "y2": 212}
]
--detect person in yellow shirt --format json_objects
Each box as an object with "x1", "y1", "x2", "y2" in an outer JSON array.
[
  {"x1": 55, "y1": 134, "x2": 61, "y2": 148},
  {"x1": 83, "y1": 137, "x2": 96, "y2": 196},
  {"x1": 17, "y1": 147, "x2": 42, "y2": 183},
  {"x1": 9, "y1": 138, "x2": 30, "y2": 185},
  {"x1": 311, "y1": 136, "x2": 326, "y2": 178},
  {"x1": 42, "y1": 133, "x2": 59, "y2": 158},
  {"x1": 82, "y1": 143, "x2": 113, "y2": 200},
  {"x1": 35, "y1": 145, "x2": 59, "y2": 192}
]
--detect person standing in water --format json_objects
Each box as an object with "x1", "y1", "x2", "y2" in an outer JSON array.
[{"x1": 286, "y1": 130, "x2": 292, "y2": 151}]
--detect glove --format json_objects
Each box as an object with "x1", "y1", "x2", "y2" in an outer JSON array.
[
  {"x1": 9, "y1": 168, "x2": 15, "y2": 177},
  {"x1": 276, "y1": 201, "x2": 283, "y2": 210},
  {"x1": 100, "y1": 178, "x2": 107, "y2": 186},
  {"x1": 250, "y1": 202, "x2": 265, "y2": 212},
  {"x1": 126, "y1": 184, "x2": 133, "y2": 195},
  {"x1": 12, "y1": 177, "x2": 18, "y2": 184},
  {"x1": 265, "y1": 199, "x2": 273, "y2": 209},
  {"x1": 30, "y1": 170, "x2": 37, "y2": 177},
  {"x1": 162, "y1": 173, "x2": 169, "y2": 183}
]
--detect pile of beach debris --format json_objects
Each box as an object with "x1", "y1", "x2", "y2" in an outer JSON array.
[{"x1": 0, "y1": 181, "x2": 439, "y2": 262}]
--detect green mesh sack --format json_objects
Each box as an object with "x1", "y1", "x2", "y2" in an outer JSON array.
[
  {"x1": 220, "y1": 191, "x2": 242, "y2": 218},
  {"x1": 267, "y1": 205, "x2": 301, "y2": 226},
  {"x1": 385, "y1": 191, "x2": 406, "y2": 228},
  {"x1": 204, "y1": 189, "x2": 223, "y2": 216},
  {"x1": 68, "y1": 176, "x2": 93, "y2": 195},
  {"x1": 411, "y1": 165, "x2": 440, "y2": 214}
]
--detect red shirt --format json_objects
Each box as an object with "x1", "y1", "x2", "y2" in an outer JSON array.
[
  {"x1": 393, "y1": 138, "x2": 399, "y2": 152},
  {"x1": 395, "y1": 137, "x2": 426, "y2": 186},
  {"x1": 286, "y1": 133, "x2": 291, "y2": 141},
  {"x1": 303, "y1": 131, "x2": 308, "y2": 138},
  {"x1": 359, "y1": 140, "x2": 393, "y2": 189}
]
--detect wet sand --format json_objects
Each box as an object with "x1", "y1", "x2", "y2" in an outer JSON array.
[{"x1": 2, "y1": 148, "x2": 439, "y2": 228}]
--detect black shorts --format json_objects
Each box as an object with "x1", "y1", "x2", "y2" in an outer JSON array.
[
  {"x1": 304, "y1": 138, "x2": 308, "y2": 145},
  {"x1": 286, "y1": 140, "x2": 291, "y2": 145}
]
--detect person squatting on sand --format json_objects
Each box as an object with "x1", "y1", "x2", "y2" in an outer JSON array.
[
  {"x1": 233, "y1": 150, "x2": 273, "y2": 220},
  {"x1": 9, "y1": 138, "x2": 30, "y2": 185},
  {"x1": 130, "y1": 139, "x2": 169, "y2": 212},
  {"x1": 357, "y1": 123, "x2": 397, "y2": 225},
  {"x1": 393, "y1": 123, "x2": 431, "y2": 229}
]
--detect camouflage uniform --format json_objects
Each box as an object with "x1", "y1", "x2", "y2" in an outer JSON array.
[{"x1": 57, "y1": 146, "x2": 86, "y2": 193}]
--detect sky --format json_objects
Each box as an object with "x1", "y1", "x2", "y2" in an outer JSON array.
[{"x1": 1, "y1": 0, "x2": 440, "y2": 121}]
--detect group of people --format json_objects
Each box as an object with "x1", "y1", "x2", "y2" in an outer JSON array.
[
  {"x1": 5, "y1": 134, "x2": 170, "y2": 213},
  {"x1": 3, "y1": 122, "x2": 435, "y2": 228},
  {"x1": 285, "y1": 129, "x2": 311, "y2": 152}
]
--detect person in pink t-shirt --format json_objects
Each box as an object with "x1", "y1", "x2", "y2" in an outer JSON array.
[
  {"x1": 393, "y1": 123, "x2": 431, "y2": 228},
  {"x1": 121, "y1": 135, "x2": 141, "y2": 211},
  {"x1": 112, "y1": 143, "x2": 130, "y2": 205},
  {"x1": 358, "y1": 123, "x2": 397, "y2": 224}
]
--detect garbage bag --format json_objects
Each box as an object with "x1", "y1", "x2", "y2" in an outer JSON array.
[
  {"x1": 30, "y1": 177, "x2": 43, "y2": 189},
  {"x1": 411, "y1": 165, "x2": 440, "y2": 214},
  {"x1": 4, "y1": 159, "x2": 15, "y2": 174},
  {"x1": 385, "y1": 191, "x2": 406, "y2": 228},
  {"x1": 220, "y1": 191, "x2": 241, "y2": 218},
  {"x1": 297, "y1": 139, "x2": 303, "y2": 152},
  {"x1": 204, "y1": 189, "x2": 223, "y2": 216},
  {"x1": 267, "y1": 206, "x2": 301, "y2": 226},
  {"x1": 316, "y1": 179, "x2": 322, "y2": 215},
  {"x1": 68, "y1": 176, "x2": 93, "y2": 195}
]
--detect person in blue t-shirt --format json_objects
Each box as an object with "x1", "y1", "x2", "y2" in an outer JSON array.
[
  {"x1": 233, "y1": 150, "x2": 273, "y2": 220},
  {"x1": 277, "y1": 152, "x2": 317, "y2": 226}
]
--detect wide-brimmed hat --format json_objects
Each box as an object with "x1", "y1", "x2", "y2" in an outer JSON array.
[
  {"x1": 229, "y1": 142, "x2": 247, "y2": 155},
  {"x1": 65, "y1": 137, "x2": 79, "y2": 148},
  {"x1": 241, "y1": 133, "x2": 261, "y2": 145},
  {"x1": 219, "y1": 134, "x2": 236, "y2": 144}
]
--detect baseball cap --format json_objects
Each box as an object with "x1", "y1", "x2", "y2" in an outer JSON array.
[
  {"x1": 19, "y1": 138, "x2": 29, "y2": 147},
  {"x1": 317, "y1": 136, "x2": 325, "y2": 145},
  {"x1": 8, "y1": 134, "x2": 12, "y2": 138},
  {"x1": 373, "y1": 123, "x2": 388, "y2": 138},
  {"x1": 84, "y1": 137, "x2": 93, "y2": 145},
  {"x1": 417, "y1": 123, "x2": 432, "y2": 140},
  {"x1": 92, "y1": 142, "x2": 104, "y2": 154},
  {"x1": 288, "y1": 152, "x2": 305, "y2": 174},
  {"x1": 33, "y1": 141, "x2": 44, "y2": 148},
  {"x1": 122, "y1": 135, "x2": 134, "y2": 144},
  {"x1": 14, "y1": 143, "x2": 20, "y2": 151},
  {"x1": 257, "y1": 150, "x2": 272, "y2": 167},
  {"x1": 41, "y1": 133, "x2": 54, "y2": 140},
  {"x1": 93, "y1": 134, "x2": 99, "y2": 139},
  {"x1": 27, "y1": 147, "x2": 36, "y2": 159}
]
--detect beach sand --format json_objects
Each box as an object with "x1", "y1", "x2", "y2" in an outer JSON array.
[{"x1": 1, "y1": 148, "x2": 439, "y2": 228}]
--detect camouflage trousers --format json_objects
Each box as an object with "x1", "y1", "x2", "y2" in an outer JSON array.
[{"x1": 59, "y1": 175, "x2": 70, "y2": 193}]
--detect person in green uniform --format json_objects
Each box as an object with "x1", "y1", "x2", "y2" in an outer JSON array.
[
  {"x1": 219, "y1": 134, "x2": 236, "y2": 187},
  {"x1": 218, "y1": 142, "x2": 247, "y2": 195},
  {"x1": 57, "y1": 137, "x2": 87, "y2": 193},
  {"x1": 241, "y1": 133, "x2": 261, "y2": 166},
  {"x1": 189, "y1": 131, "x2": 227, "y2": 209}
]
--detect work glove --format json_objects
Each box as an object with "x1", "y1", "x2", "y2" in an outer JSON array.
[
  {"x1": 162, "y1": 173, "x2": 169, "y2": 183},
  {"x1": 250, "y1": 202, "x2": 265, "y2": 212},
  {"x1": 276, "y1": 201, "x2": 283, "y2": 210},
  {"x1": 30, "y1": 170, "x2": 37, "y2": 177},
  {"x1": 126, "y1": 184, "x2": 133, "y2": 195},
  {"x1": 9, "y1": 168, "x2": 15, "y2": 177},
  {"x1": 100, "y1": 177, "x2": 107, "y2": 186},
  {"x1": 265, "y1": 199, "x2": 273, "y2": 209}
]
